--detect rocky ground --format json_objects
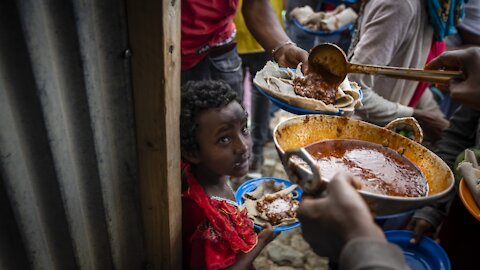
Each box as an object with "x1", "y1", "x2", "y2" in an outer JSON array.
[{"x1": 253, "y1": 227, "x2": 329, "y2": 270}]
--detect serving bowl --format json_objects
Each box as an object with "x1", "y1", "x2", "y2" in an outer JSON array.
[
  {"x1": 273, "y1": 114, "x2": 454, "y2": 216},
  {"x1": 385, "y1": 230, "x2": 450, "y2": 270},
  {"x1": 459, "y1": 178, "x2": 480, "y2": 221},
  {"x1": 292, "y1": 18, "x2": 353, "y2": 36}
]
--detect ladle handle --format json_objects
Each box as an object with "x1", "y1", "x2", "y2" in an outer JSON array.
[
  {"x1": 283, "y1": 148, "x2": 327, "y2": 196},
  {"x1": 348, "y1": 63, "x2": 464, "y2": 84}
]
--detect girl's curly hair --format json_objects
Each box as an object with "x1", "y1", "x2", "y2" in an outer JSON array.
[{"x1": 180, "y1": 80, "x2": 239, "y2": 154}]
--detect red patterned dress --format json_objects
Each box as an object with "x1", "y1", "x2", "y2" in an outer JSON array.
[{"x1": 182, "y1": 163, "x2": 257, "y2": 270}]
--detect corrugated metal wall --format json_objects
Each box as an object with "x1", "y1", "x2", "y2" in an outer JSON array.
[{"x1": 0, "y1": 0, "x2": 145, "y2": 269}]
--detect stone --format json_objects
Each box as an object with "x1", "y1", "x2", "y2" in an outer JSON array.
[
  {"x1": 290, "y1": 234, "x2": 311, "y2": 253},
  {"x1": 267, "y1": 241, "x2": 305, "y2": 267},
  {"x1": 305, "y1": 250, "x2": 329, "y2": 270},
  {"x1": 274, "y1": 231, "x2": 291, "y2": 245},
  {"x1": 253, "y1": 255, "x2": 271, "y2": 270},
  {"x1": 264, "y1": 158, "x2": 276, "y2": 167},
  {"x1": 270, "y1": 266, "x2": 300, "y2": 270}
]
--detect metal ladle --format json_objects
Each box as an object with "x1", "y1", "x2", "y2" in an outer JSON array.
[
  {"x1": 308, "y1": 43, "x2": 464, "y2": 85},
  {"x1": 283, "y1": 147, "x2": 327, "y2": 196}
]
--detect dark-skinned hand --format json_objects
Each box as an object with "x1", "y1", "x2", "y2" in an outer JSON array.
[
  {"x1": 426, "y1": 47, "x2": 480, "y2": 110},
  {"x1": 297, "y1": 172, "x2": 385, "y2": 262},
  {"x1": 257, "y1": 222, "x2": 277, "y2": 245},
  {"x1": 274, "y1": 44, "x2": 309, "y2": 72},
  {"x1": 406, "y1": 217, "x2": 438, "y2": 244}
]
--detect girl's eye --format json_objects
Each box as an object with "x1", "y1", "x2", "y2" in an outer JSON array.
[{"x1": 219, "y1": 136, "x2": 231, "y2": 144}]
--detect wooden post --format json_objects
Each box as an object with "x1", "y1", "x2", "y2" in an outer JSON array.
[{"x1": 126, "y1": 0, "x2": 181, "y2": 269}]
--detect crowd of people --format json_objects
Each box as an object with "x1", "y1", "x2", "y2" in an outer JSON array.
[{"x1": 179, "y1": 0, "x2": 479, "y2": 269}]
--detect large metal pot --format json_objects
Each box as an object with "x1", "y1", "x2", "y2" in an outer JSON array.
[{"x1": 273, "y1": 114, "x2": 454, "y2": 216}]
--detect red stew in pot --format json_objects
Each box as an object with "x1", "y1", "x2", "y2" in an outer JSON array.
[{"x1": 297, "y1": 139, "x2": 428, "y2": 197}]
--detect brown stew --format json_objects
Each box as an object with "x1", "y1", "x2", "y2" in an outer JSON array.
[
  {"x1": 296, "y1": 139, "x2": 428, "y2": 197},
  {"x1": 255, "y1": 193, "x2": 299, "y2": 225},
  {"x1": 293, "y1": 73, "x2": 337, "y2": 104}
]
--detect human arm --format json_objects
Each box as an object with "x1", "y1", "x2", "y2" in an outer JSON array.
[
  {"x1": 458, "y1": 27, "x2": 480, "y2": 47},
  {"x1": 355, "y1": 85, "x2": 414, "y2": 126},
  {"x1": 242, "y1": 0, "x2": 308, "y2": 68},
  {"x1": 339, "y1": 238, "x2": 409, "y2": 270},
  {"x1": 225, "y1": 224, "x2": 276, "y2": 270},
  {"x1": 357, "y1": 85, "x2": 449, "y2": 138},
  {"x1": 408, "y1": 106, "x2": 480, "y2": 243},
  {"x1": 456, "y1": 0, "x2": 480, "y2": 47},
  {"x1": 425, "y1": 47, "x2": 480, "y2": 109},
  {"x1": 411, "y1": 113, "x2": 449, "y2": 142},
  {"x1": 297, "y1": 172, "x2": 408, "y2": 269}
]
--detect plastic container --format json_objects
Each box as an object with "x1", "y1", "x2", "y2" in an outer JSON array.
[
  {"x1": 385, "y1": 230, "x2": 451, "y2": 270},
  {"x1": 292, "y1": 18, "x2": 353, "y2": 45}
]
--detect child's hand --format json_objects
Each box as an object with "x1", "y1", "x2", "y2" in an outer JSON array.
[
  {"x1": 231, "y1": 223, "x2": 278, "y2": 269},
  {"x1": 257, "y1": 223, "x2": 277, "y2": 245}
]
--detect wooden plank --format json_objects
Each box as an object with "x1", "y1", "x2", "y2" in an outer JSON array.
[{"x1": 125, "y1": 0, "x2": 181, "y2": 269}]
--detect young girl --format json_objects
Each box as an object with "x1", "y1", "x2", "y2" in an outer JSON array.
[{"x1": 180, "y1": 80, "x2": 275, "y2": 270}]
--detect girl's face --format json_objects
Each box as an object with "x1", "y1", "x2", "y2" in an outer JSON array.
[{"x1": 191, "y1": 100, "x2": 251, "y2": 178}]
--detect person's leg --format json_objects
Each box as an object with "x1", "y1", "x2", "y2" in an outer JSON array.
[
  {"x1": 181, "y1": 58, "x2": 211, "y2": 85},
  {"x1": 245, "y1": 52, "x2": 272, "y2": 172},
  {"x1": 208, "y1": 46, "x2": 244, "y2": 101},
  {"x1": 240, "y1": 53, "x2": 252, "y2": 112}
]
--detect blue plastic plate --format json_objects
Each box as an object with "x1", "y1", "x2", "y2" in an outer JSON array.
[
  {"x1": 235, "y1": 177, "x2": 303, "y2": 232},
  {"x1": 385, "y1": 230, "x2": 451, "y2": 270},
  {"x1": 255, "y1": 84, "x2": 342, "y2": 115},
  {"x1": 292, "y1": 18, "x2": 353, "y2": 36},
  {"x1": 255, "y1": 82, "x2": 363, "y2": 115}
]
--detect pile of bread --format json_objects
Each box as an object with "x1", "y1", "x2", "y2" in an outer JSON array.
[{"x1": 290, "y1": 4, "x2": 358, "y2": 32}]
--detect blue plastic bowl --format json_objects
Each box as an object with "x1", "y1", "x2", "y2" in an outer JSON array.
[
  {"x1": 254, "y1": 83, "x2": 363, "y2": 115},
  {"x1": 235, "y1": 177, "x2": 303, "y2": 232},
  {"x1": 292, "y1": 18, "x2": 353, "y2": 37},
  {"x1": 385, "y1": 230, "x2": 451, "y2": 270}
]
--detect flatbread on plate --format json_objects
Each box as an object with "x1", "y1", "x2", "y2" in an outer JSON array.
[
  {"x1": 253, "y1": 61, "x2": 363, "y2": 113},
  {"x1": 240, "y1": 179, "x2": 300, "y2": 227}
]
